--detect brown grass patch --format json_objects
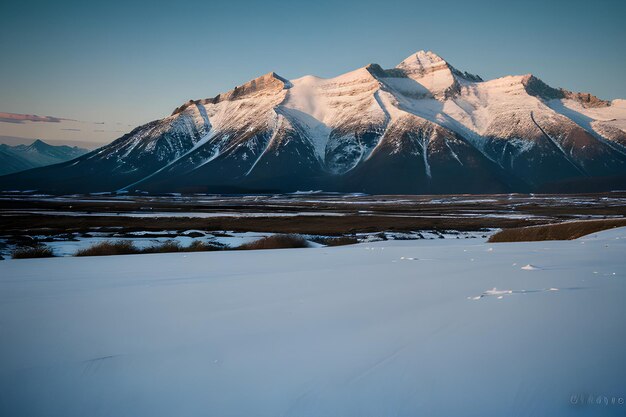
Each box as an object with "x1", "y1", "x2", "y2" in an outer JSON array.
[
  {"x1": 488, "y1": 218, "x2": 626, "y2": 243},
  {"x1": 142, "y1": 240, "x2": 183, "y2": 254},
  {"x1": 185, "y1": 240, "x2": 224, "y2": 252},
  {"x1": 0, "y1": 213, "x2": 549, "y2": 237},
  {"x1": 75, "y1": 239, "x2": 224, "y2": 256},
  {"x1": 75, "y1": 241, "x2": 140, "y2": 257},
  {"x1": 142, "y1": 240, "x2": 223, "y2": 253},
  {"x1": 12, "y1": 245, "x2": 55, "y2": 259},
  {"x1": 237, "y1": 234, "x2": 310, "y2": 250}
]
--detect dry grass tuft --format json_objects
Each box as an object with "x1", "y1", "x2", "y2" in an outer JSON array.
[
  {"x1": 143, "y1": 240, "x2": 224, "y2": 253},
  {"x1": 186, "y1": 240, "x2": 223, "y2": 252},
  {"x1": 75, "y1": 241, "x2": 140, "y2": 257},
  {"x1": 142, "y1": 240, "x2": 183, "y2": 254},
  {"x1": 488, "y1": 218, "x2": 626, "y2": 243},
  {"x1": 237, "y1": 234, "x2": 310, "y2": 250},
  {"x1": 75, "y1": 239, "x2": 225, "y2": 257},
  {"x1": 12, "y1": 245, "x2": 55, "y2": 259}
]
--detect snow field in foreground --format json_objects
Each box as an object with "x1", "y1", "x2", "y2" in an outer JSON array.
[{"x1": 0, "y1": 228, "x2": 625, "y2": 416}]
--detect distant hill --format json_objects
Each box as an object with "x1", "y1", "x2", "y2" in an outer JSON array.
[{"x1": 0, "y1": 140, "x2": 88, "y2": 176}]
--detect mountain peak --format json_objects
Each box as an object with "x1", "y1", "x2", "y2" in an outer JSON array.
[
  {"x1": 266, "y1": 71, "x2": 292, "y2": 87},
  {"x1": 394, "y1": 50, "x2": 460, "y2": 98},
  {"x1": 397, "y1": 50, "x2": 447, "y2": 73},
  {"x1": 521, "y1": 74, "x2": 562, "y2": 99},
  {"x1": 364, "y1": 63, "x2": 388, "y2": 78},
  {"x1": 214, "y1": 71, "x2": 292, "y2": 103},
  {"x1": 394, "y1": 50, "x2": 483, "y2": 98},
  {"x1": 28, "y1": 139, "x2": 51, "y2": 150},
  {"x1": 172, "y1": 71, "x2": 291, "y2": 115}
]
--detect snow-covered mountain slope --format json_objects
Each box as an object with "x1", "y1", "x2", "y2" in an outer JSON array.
[
  {"x1": 1, "y1": 50, "x2": 625, "y2": 193},
  {"x1": 0, "y1": 140, "x2": 88, "y2": 176},
  {"x1": 1, "y1": 228, "x2": 625, "y2": 416}
]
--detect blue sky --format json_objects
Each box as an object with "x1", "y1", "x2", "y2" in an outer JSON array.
[{"x1": 1, "y1": 0, "x2": 624, "y2": 145}]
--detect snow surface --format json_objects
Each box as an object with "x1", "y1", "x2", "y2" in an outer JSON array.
[
  {"x1": 549, "y1": 98, "x2": 626, "y2": 131},
  {"x1": 1, "y1": 228, "x2": 625, "y2": 416}
]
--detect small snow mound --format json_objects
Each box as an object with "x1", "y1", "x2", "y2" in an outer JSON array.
[
  {"x1": 470, "y1": 287, "x2": 514, "y2": 301},
  {"x1": 521, "y1": 264, "x2": 540, "y2": 271},
  {"x1": 485, "y1": 287, "x2": 513, "y2": 296}
]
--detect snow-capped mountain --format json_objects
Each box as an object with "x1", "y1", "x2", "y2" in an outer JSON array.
[
  {"x1": 2, "y1": 50, "x2": 625, "y2": 194},
  {"x1": 0, "y1": 140, "x2": 88, "y2": 176}
]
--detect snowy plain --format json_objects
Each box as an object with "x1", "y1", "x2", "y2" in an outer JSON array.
[{"x1": 0, "y1": 228, "x2": 625, "y2": 416}]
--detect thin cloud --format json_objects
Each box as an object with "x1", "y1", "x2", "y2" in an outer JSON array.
[
  {"x1": 0, "y1": 112, "x2": 74, "y2": 124},
  {"x1": 0, "y1": 113, "x2": 128, "y2": 128}
]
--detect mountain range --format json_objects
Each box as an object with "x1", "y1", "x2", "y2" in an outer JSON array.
[
  {"x1": 0, "y1": 140, "x2": 88, "y2": 176},
  {"x1": 1, "y1": 50, "x2": 625, "y2": 194}
]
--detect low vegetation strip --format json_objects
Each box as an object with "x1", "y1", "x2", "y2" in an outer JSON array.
[
  {"x1": 75, "y1": 241, "x2": 141, "y2": 256},
  {"x1": 237, "y1": 234, "x2": 310, "y2": 250},
  {"x1": 71, "y1": 234, "x2": 311, "y2": 257},
  {"x1": 75, "y1": 240, "x2": 224, "y2": 257},
  {"x1": 11, "y1": 245, "x2": 55, "y2": 259},
  {"x1": 142, "y1": 240, "x2": 223, "y2": 254},
  {"x1": 310, "y1": 236, "x2": 359, "y2": 246},
  {"x1": 488, "y1": 218, "x2": 626, "y2": 243},
  {"x1": 0, "y1": 213, "x2": 548, "y2": 236},
  {"x1": 7, "y1": 233, "x2": 362, "y2": 259}
]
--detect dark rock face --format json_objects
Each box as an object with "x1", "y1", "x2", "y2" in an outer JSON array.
[
  {"x1": 562, "y1": 91, "x2": 611, "y2": 108},
  {"x1": 523, "y1": 74, "x2": 610, "y2": 108}
]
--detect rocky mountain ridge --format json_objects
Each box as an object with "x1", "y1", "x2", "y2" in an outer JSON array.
[
  {"x1": 1, "y1": 50, "x2": 625, "y2": 194},
  {"x1": 0, "y1": 140, "x2": 88, "y2": 176}
]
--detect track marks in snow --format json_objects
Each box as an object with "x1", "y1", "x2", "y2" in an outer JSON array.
[
  {"x1": 468, "y1": 287, "x2": 570, "y2": 301},
  {"x1": 81, "y1": 355, "x2": 120, "y2": 376},
  {"x1": 346, "y1": 345, "x2": 408, "y2": 385}
]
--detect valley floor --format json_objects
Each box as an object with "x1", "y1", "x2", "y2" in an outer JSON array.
[
  {"x1": 0, "y1": 228, "x2": 625, "y2": 416},
  {"x1": 2, "y1": 191, "x2": 625, "y2": 257}
]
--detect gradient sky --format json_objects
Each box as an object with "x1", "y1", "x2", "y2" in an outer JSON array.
[{"x1": 1, "y1": 0, "x2": 624, "y2": 146}]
